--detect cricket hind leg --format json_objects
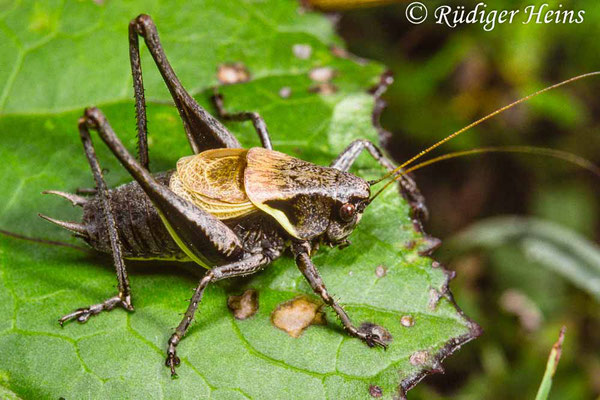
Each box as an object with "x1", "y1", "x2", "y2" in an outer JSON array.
[
  {"x1": 211, "y1": 92, "x2": 273, "y2": 150},
  {"x1": 129, "y1": 14, "x2": 241, "y2": 160},
  {"x1": 58, "y1": 117, "x2": 135, "y2": 326},
  {"x1": 330, "y1": 139, "x2": 428, "y2": 220},
  {"x1": 165, "y1": 254, "x2": 269, "y2": 376},
  {"x1": 80, "y1": 107, "x2": 244, "y2": 266}
]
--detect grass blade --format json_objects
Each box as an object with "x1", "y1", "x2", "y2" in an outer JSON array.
[{"x1": 535, "y1": 326, "x2": 566, "y2": 400}]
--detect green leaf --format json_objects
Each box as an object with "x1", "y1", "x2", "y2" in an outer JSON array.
[
  {"x1": 0, "y1": 383, "x2": 21, "y2": 400},
  {"x1": 535, "y1": 327, "x2": 566, "y2": 400},
  {"x1": 0, "y1": 1, "x2": 478, "y2": 399}
]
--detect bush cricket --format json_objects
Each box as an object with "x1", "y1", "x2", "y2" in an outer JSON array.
[{"x1": 40, "y1": 14, "x2": 600, "y2": 376}]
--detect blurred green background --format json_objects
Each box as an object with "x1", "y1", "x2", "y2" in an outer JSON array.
[{"x1": 334, "y1": 0, "x2": 600, "y2": 398}]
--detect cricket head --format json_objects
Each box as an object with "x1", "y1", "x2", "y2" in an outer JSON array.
[
  {"x1": 322, "y1": 171, "x2": 370, "y2": 246},
  {"x1": 245, "y1": 148, "x2": 372, "y2": 245}
]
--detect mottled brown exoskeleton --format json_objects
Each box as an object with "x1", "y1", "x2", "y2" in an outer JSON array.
[{"x1": 40, "y1": 14, "x2": 427, "y2": 376}]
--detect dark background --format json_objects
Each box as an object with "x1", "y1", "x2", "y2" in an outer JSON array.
[{"x1": 336, "y1": 0, "x2": 600, "y2": 398}]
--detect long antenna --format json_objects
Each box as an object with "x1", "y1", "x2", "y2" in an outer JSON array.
[
  {"x1": 402, "y1": 146, "x2": 600, "y2": 177},
  {"x1": 368, "y1": 145, "x2": 600, "y2": 203},
  {"x1": 370, "y1": 71, "x2": 600, "y2": 186}
]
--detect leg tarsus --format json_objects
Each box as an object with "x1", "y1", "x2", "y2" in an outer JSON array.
[
  {"x1": 355, "y1": 325, "x2": 389, "y2": 349},
  {"x1": 166, "y1": 271, "x2": 213, "y2": 377},
  {"x1": 58, "y1": 293, "x2": 133, "y2": 326},
  {"x1": 166, "y1": 335, "x2": 181, "y2": 377},
  {"x1": 292, "y1": 243, "x2": 388, "y2": 349},
  {"x1": 58, "y1": 112, "x2": 135, "y2": 327}
]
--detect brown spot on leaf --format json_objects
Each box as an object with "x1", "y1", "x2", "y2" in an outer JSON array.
[
  {"x1": 308, "y1": 83, "x2": 338, "y2": 95},
  {"x1": 404, "y1": 240, "x2": 416, "y2": 250},
  {"x1": 279, "y1": 86, "x2": 292, "y2": 99},
  {"x1": 227, "y1": 289, "x2": 259, "y2": 320},
  {"x1": 428, "y1": 288, "x2": 443, "y2": 310},
  {"x1": 330, "y1": 45, "x2": 368, "y2": 65},
  {"x1": 369, "y1": 384, "x2": 383, "y2": 398},
  {"x1": 309, "y1": 66, "x2": 336, "y2": 82},
  {"x1": 417, "y1": 236, "x2": 442, "y2": 256},
  {"x1": 331, "y1": 45, "x2": 348, "y2": 58},
  {"x1": 400, "y1": 315, "x2": 415, "y2": 327},
  {"x1": 271, "y1": 296, "x2": 326, "y2": 338},
  {"x1": 375, "y1": 265, "x2": 387, "y2": 278},
  {"x1": 409, "y1": 350, "x2": 430, "y2": 366},
  {"x1": 292, "y1": 44, "x2": 312, "y2": 59},
  {"x1": 217, "y1": 62, "x2": 251, "y2": 84}
]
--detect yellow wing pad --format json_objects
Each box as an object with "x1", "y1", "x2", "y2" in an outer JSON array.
[
  {"x1": 176, "y1": 148, "x2": 250, "y2": 203},
  {"x1": 244, "y1": 147, "x2": 337, "y2": 239},
  {"x1": 170, "y1": 148, "x2": 257, "y2": 220}
]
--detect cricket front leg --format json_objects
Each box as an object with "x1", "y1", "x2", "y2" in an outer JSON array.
[
  {"x1": 166, "y1": 254, "x2": 269, "y2": 376},
  {"x1": 57, "y1": 117, "x2": 135, "y2": 325},
  {"x1": 330, "y1": 139, "x2": 428, "y2": 220},
  {"x1": 293, "y1": 243, "x2": 388, "y2": 348}
]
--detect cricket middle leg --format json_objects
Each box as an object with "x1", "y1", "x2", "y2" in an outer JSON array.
[{"x1": 165, "y1": 254, "x2": 269, "y2": 376}]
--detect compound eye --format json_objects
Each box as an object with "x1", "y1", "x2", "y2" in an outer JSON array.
[{"x1": 339, "y1": 203, "x2": 355, "y2": 222}]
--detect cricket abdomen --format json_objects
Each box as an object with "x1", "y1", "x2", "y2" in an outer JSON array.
[{"x1": 82, "y1": 172, "x2": 188, "y2": 261}]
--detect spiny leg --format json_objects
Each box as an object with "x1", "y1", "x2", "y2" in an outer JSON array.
[
  {"x1": 330, "y1": 139, "x2": 428, "y2": 220},
  {"x1": 82, "y1": 107, "x2": 243, "y2": 265},
  {"x1": 166, "y1": 254, "x2": 269, "y2": 376},
  {"x1": 129, "y1": 14, "x2": 241, "y2": 155},
  {"x1": 128, "y1": 19, "x2": 150, "y2": 169},
  {"x1": 292, "y1": 242, "x2": 387, "y2": 348},
  {"x1": 211, "y1": 92, "x2": 273, "y2": 150},
  {"x1": 59, "y1": 117, "x2": 134, "y2": 326}
]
